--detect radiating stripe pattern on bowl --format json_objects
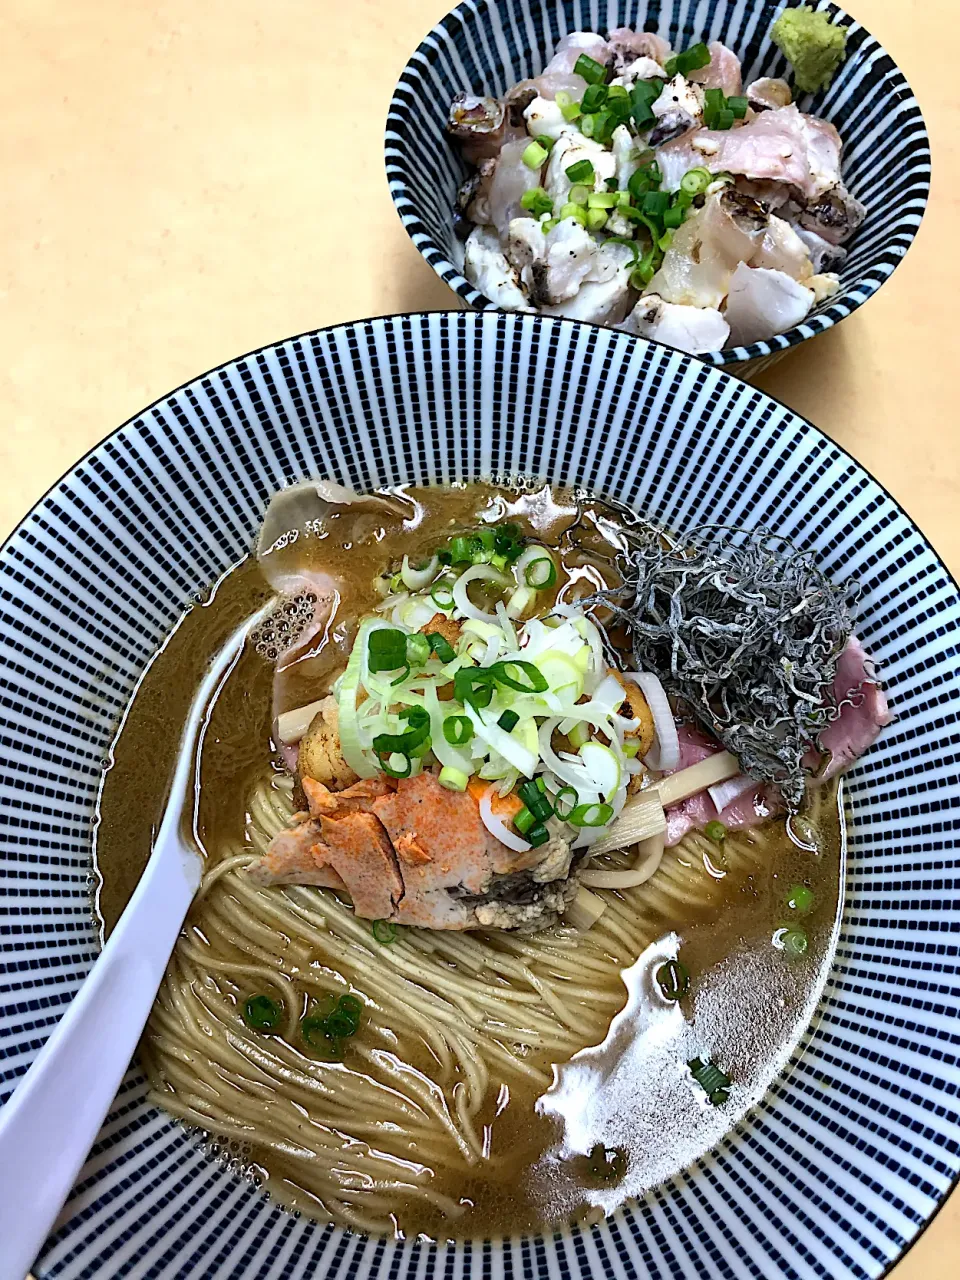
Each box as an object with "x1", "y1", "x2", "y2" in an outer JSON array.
[
  {"x1": 385, "y1": 0, "x2": 930, "y2": 371},
  {"x1": 2, "y1": 312, "x2": 958, "y2": 1280}
]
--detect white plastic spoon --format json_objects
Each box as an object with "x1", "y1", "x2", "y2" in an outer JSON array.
[{"x1": 0, "y1": 604, "x2": 271, "y2": 1280}]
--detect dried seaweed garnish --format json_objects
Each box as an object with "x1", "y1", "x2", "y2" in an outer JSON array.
[{"x1": 578, "y1": 523, "x2": 860, "y2": 809}]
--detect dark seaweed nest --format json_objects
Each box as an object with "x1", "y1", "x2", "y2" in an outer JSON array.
[{"x1": 579, "y1": 521, "x2": 861, "y2": 810}]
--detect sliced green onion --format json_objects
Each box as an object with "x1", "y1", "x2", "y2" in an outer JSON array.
[
  {"x1": 688, "y1": 1056, "x2": 731, "y2": 1105},
  {"x1": 573, "y1": 54, "x2": 607, "y2": 85},
  {"x1": 622, "y1": 738, "x2": 641, "y2": 758},
  {"x1": 520, "y1": 186, "x2": 554, "y2": 218},
  {"x1": 580, "y1": 84, "x2": 608, "y2": 113},
  {"x1": 727, "y1": 95, "x2": 749, "y2": 119},
  {"x1": 554, "y1": 786, "x2": 578, "y2": 821},
  {"x1": 704, "y1": 819, "x2": 727, "y2": 843},
  {"x1": 579, "y1": 113, "x2": 596, "y2": 138},
  {"x1": 493, "y1": 521, "x2": 525, "y2": 563},
  {"x1": 449, "y1": 535, "x2": 474, "y2": 563},
  {"x1": 497, "y1": 710, "x2": 520, "y2": 733},
  {"x1": 631, "y1": 78, "x2": 663, "y2": 105},
  {"x1": 568, "y1": 183, "x2": 591, "y2": 206},
  {"x1": 430, "y1": 579, "x2": 455, "y2": 611},
  {"x1": 560, "y1": 100, "x2": 582, "y2": 122},
  {"x1": 372, "y1": 705, "x2": 430, "y2": 755},
  {"x1": 568, "y1": 802, "x2": 614, "y2": 827},
  {"x1": 642, "y1": 190, "x2": 670, "y2": 217},
  {"x1": 514, "y1": 806, "x2": 536, "y2": 835},
  {"x1": 586, "y1": 208, "x2": 608, "y2": 231},
  {"x1": 587, "y1": 191, "x2": 620, "y2": 209},
  {"x1": 589, "y1": 110, "x2": 615, "y2": 144},
  {"x1": 368, "y1": 628, "x2": 407, "y2": 672},
  {"x1": 560, "y1": 202, "x2": 587, "y2": 225},
  {"x1": 300, "y1": 1016, "x2": 343, "y2": 1059},
  {"x1": 516, "y1": 546, "x2": 557, "y2": 589},
  {"x1": 526, "y1": 822, "x2": 551, "y2": 848},
  {"x1": 713, "y1": 107, "x2": 735, "y2": 130},
  {"x1": 780, "y1": 927, "x2": 809, "y2": 957},
  {"x1": 243, "y1": 994, "x2": 283, "y2": 1032},
  {"x1": 454, "y1": 667, "x2": 497, "y2": 710},
  {"x1": 490, "y1": 660, "x2": 549, "y2": 694},
  {"x1": 663, "y1": 204, "x2": 685, "y2": 229},
  {"x1": 426, "y1": 631, "x2": 456, "y2": 662},
  {"x1": 655, "y1": 960, "x2": 690, "y2": 1002},
  {"x1": 405, "y1": 633, "x2": 430, "y2": 668},
  {"x1": 787, "y1": 884, "x2": 816, "y2": 914},
  {"x1": 372, "y1": 919, "x2": 398, "y2": 944},
  {"x1": 522, "y1": 140, "x2": 549, "y2": 169},
  {"x1": 378, "y1": 752, "x2": 412, "y2": 778},
  {"x1": 606, "y1": 83, "x2": 629, "y2": 102},
  {"x1": 437, "y1": 549, "x2": 452, "y2": 565},
  {"x1": 680, "y1": 167, "x2": 712, "y2": 195},
  {"x1": 555, "y1": 90, "x2": 572, "y2": 108},
  {"x1": 668, "y1": 42, "x2": 710, "y2": 78},
  {"x1": 443, "y1": 714, "x2": 473, "y2": 746},
  {"x1": 438, "y1": 765, "x2": 470, "y2": 792},
  {"x1": 605, "y1": 176, "x2": 619, "y2": 191},
  {"x1": 338, "y1": 994, "x2": 363, "y2": 1022}
]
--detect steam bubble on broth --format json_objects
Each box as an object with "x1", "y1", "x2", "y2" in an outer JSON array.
[{"x1": 93, "y1": 483, "x2": 855, "y2": 1239}]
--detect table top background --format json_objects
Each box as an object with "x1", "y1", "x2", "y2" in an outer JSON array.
[{"x1": 2, "y1": 0, "x2": 957, "y2": 1275}]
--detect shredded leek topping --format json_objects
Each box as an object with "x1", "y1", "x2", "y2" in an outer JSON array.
[{"x1": 333, "y1": 531, "x2": 645, "y2": 848}]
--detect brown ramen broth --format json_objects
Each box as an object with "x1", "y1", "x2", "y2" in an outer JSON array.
[{"x1": 94, "y1": 483, "x2": 844, "y2": 1240}]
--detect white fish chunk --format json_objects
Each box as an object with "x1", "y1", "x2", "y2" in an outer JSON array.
[
  {"x1": 464, "y1": 226, "x2": 530, "y2": 311},
  {"x1": 751, "y1": 215, "x2": 814, "y2": 281},
  {"x1": 487, "y1": 137, "x2": 545, "y2": 237},
  {"x1": 647, "y1": 188, "x2": 768, "y2": 309},
  {"x1": 543, "y1": 31, "x2": 610, "y2": 77},
  {"x1": 623, "y1": 295, "x2": 730, "y2": 354},
  {"x1": 688, "y1": 42, "x2": 743, "y2": 97},
  {"x1": 724, "y1": 262, "x2": 814, "y2": 345},
  {"x1": 611, "y1": 55, "x2": 667, "y2": 89},
  {"x1": 611, "y1": 123, "x2": 643, "y2": 190},
  {"x1": 523, "y1": 95, "x2": 577, "y2": 142},
  {"x1": 545, "y1": 133, "x2": 617, "y2": 215},
  {"x1": 649, "y1": 75, "x2": 704, "y2": 147},
  {"x1": 506, "y1": 216, "x2": 600, "y2": 306},
  {"x1": 808, "y1": 272, "x2": 842, "y2": 303},
  {"x1": 798, "y1": 182, "x2": 866, "y2": 245},
  {"x1": 608, "y1": 27, "x2": 673, "y2": 70},
  {"x1": 542, "y1": 243, "x2": 636, "y2": 324},
  {"x1": 746, "y1": 77, "x2": 792, "y2": 111},
  {"x1": 654, "y1": 105, "x2": 842, "y2": 199}
]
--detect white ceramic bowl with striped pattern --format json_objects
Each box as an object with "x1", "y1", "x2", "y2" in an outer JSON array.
[
  {"x1": 5, "y1": 312, "x2": 960, "y2": 1279},
  {"x1": 385, "y1": 0, "x2": 930, "y2": 378}
]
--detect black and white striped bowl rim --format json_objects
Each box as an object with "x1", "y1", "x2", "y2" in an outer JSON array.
[
  {"x1": 4, "y1": 311, "x2": 959, "y2": 1280},
  {"x1": 385, "y1": 0, "x2": 930, "y2": 367}
]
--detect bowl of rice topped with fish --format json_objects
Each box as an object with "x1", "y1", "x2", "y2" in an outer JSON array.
[{"x1": 386, "y1": 0, "x2": 929, "y2": 375}]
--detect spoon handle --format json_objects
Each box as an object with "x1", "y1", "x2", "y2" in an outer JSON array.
[
  {"x1": 0, "y1": 607, "x2": 265, "y2": 1280},
  {"x1": 0, "y1": 836, "x2": 198, "y2": 1280}
]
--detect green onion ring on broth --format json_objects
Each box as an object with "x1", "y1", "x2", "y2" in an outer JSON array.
[{"x1": 91, "y1": 482, "x2": 873, "y2": 1238}]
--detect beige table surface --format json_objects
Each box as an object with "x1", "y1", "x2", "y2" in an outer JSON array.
[{"x1": 2, "y1": 0, "x2": 957, "y2": 1275}]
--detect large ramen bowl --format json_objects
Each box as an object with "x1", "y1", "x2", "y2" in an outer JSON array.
[
  {"x1": 385, "y1": 0, "x2": 930, "y2": 379},
  {"x1": 5, "y1": 312, "x2": 960, "y2": 1280}
]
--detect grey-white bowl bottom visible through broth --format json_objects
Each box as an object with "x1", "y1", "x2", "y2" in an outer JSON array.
[{"x1": 96, "y1": 481, "x2": 887, "y2": 1240}]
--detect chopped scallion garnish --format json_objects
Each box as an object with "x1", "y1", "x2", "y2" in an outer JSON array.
[
  {"x1": 522, "y1": 140, "x2": 549, "y2": 169},
  {"x1": 497, "y1": 709, "x2": 520, "y2": 733},
  {"x1": 704, "y1": 819, "x2": 727, "y2": 843},
  {"x1": 372, "y1": 919, "x2": 398, "y2": 944},
  {"x1": 243, "y1": 994, "x2": 283, "y2": 1032},
  {"x1": 573, "y1": 53, "x2": 607, "y2": 85},
  {"x1": 655, "y1": 959, "x2": 690, "y2": 1002},
  {"x1": 438, "y1": 765, "x2": 469, "y2": 792},
  {"x1": 425, "y1": 631, "x2": 456, "y2": 663},
  {"x1": 787, "y1": 884, "x2": 815, "y2": 914},
  {"x1": 443, "y1": 714, "x2": 473, "y2": 746},
  {"x1": 688, "y1": 1056, "x2": 731, "y2": 1105},
  {"x1": 568, "y1": 801, "x2": 614, "y2": 827},
  {"x1": 565, "y1": 158, "x2": 596, "y2": 185},
  {"x1": 554, "y1": 786, "x2": 578, "y2": 821}
]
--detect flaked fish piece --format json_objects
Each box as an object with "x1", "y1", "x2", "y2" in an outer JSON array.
[
  {"x1": 301, "y1": 775, "x2": 395, "y2": 818},
  {"x1": 539, "y1": 242, "x2": 635, "y2": 325},
  {"x1": 646, "y1": 188, "x2": 768, "y2": 309},
  {"x1": 508, "y1": 217, "x2": 598, "y2": 307},
  {"x1": 544, "y1": 132, "x2": 617, "y2": 215},
  {"x1": 247, "y1": 820, "x2": 348, "y2": 890},
  {"x1": 751, "y1": 215, "x2": 815, "y2": 281},
  {"x1": 622, "y1": 295, "x2": 730, "y2": 355},
  {"x1": 688, "y1": 42, "x2": 743, "y2": 97},
  {"x1": 746, "y1": 77, "x2": 792, "y2": 111},
  {"x1": 611, "y1": 123, "x2": 643, "y2": 190},
  {"x1": 447, "y1": 93, "x2": 506, "y2": 164},
  {"x1": 486, "y1": 136, "x2": 546, "y2": 237},
  {"x1": 649, "y1": 75, "x2": 705, "y2": 148},
  {"x1": 464, "y1": 226, "x2": 529, "y2": 310},
  {"x1": 724, "y1": 262, "x2": 815, "y2": 345},
  {"x1": 798, "y1": 181, "x2": 865, "y2": 246},
  {"x1": 523, "y1": 95, "x2": 578, "y2": 143},
  {"x1": 655, "y1": 104, "x2": 842, "y2": 200},
  {"x1": 611, "y1": 55, "x2": 668, "y2": 89},
  {"x1": 542, "y1": 30, "x2": 611, "y2": 78},
  {"x1": 298, "y1": 696, "x2": 359, "y2": 791},
  {"x1": 607, "y1": 27, "x2": 672, "y2": 71}
]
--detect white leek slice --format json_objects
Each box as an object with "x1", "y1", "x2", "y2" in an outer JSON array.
[
  {"x1": 479, "y1": 783, "x2": 532, "y2": 853},
  {"x1": 336, "y1": 618, "x2": 383, "y2": 778},
  {"x1": 453, "y1": 565, "x2": 511, "y2": 623},
  {"x1": 625, "y1": 670, "x2": 680, "y2": 772},
  {"x1": 579, "y1": 741, "x2": 622, "y2": 801},
  {"x1": 708, "y1": 774, "x2": 757, "y2": 812},
  {"x1": 467, "y1": 704, "x2": 538, "y2": 777},
  {"x1": 276, "y1": 698, "x2": 327, "y2": 745},
  {"x1": 657, "y1": 751, "x2": 740, "y2": 807},
  {"x1": 401, "y1": 554, "x2": 440, "y2": 591},
  {"x1": 535, "y1": 649, "x2": 584, "y2": 701}
]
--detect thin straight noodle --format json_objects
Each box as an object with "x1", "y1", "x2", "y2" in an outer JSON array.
[{"x1": 144, "y1": 766, "x2": 825, "y2": 1231}]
